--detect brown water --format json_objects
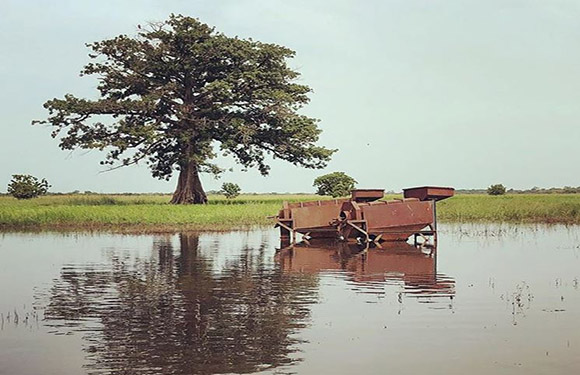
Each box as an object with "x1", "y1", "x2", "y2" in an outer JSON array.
[{"x1": 0, "y1": 224, "x2": 579, "y2": 374}]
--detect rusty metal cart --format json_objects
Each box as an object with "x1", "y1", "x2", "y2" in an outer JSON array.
[{"x1": 274, "y1": 186, "x2": 454, "y2": 246}]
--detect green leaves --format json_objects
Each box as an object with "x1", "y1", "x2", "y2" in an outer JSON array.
[
  {"x1": 221, "y1": 182, "x2": 241, "y2": 199},
  {"x1": 313, "y1": 172, "x2": 358, "y2": 198},
  {"x1": 487, "y1": 184, "x2": 507, "y2": 196},
  {"x1": 34, "y1": 14, "x2": 334, "y2": 185},
  {"x1": 7, "y1": 175, "x2": 51, "y2": 199}
]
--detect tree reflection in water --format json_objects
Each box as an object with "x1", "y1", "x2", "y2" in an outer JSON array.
[{"x1": 40, "y1": 233, "x2": 318, "y2": 374}]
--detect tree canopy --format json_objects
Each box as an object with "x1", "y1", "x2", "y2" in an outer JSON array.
[
  {"x1": 221, "y1": 182, "x2": 241, "y2": 199},
  {"x1": 34, "y1": 14, "x2": 335, "y2": 203},
  {"x1": 313, "y1": 172, "x2": 357, "y2": 198},
  {"x1": 487, "y1": 184, "x2": 506, "y2": 196},
  {"x1": 7, "y1": 174, "x2": 50, "y2": 199}
]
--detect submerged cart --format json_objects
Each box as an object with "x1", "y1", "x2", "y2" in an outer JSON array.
[{"x1": 274, "y1": 186, "x2": 454, "y2": 245}]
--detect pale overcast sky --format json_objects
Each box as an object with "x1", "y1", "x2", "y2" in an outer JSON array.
[{"x1": 1, "y1": 0, "x2": 579, "y2": 193}]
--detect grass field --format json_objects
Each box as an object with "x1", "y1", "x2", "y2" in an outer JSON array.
[
  {"x1": 1, "y1": 193, "x2": 579, "y2": 232},
  {"x1": 436, "y1": 194, "x2": 580, "y2": 223}
]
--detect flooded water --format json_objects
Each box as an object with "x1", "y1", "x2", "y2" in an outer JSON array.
[{"x1": 1, "y1": 224, "x2": 579, "y2": 374}]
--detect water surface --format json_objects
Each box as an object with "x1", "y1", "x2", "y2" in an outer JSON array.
[{"x1": 1, "y1": 224, "x2": 579, "y2": 374}]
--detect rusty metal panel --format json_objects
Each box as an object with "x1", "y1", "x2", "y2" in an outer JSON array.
[
  {"x1": 361, "y1": 200, "x2": 433, "y2": 230},
  {"x1": 372, "y1": 225, "x2": 432, "y2": 241},
  {"x1": 286, "y1": 198, "x2": 348, "y2": 209},
  {"x1": 403, "y1": 186, "x2": 454, "y2": 201},
  {"x1": 351, "y1": 189, "x2": 384, "y2": 202},
  {"x1": 291, "y1": 203, "x2": 342, "y2": 230}
]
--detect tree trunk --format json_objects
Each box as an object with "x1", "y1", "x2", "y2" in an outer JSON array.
[{"x1": 170, "y1": 160, "x2": 208, "y2": 204}]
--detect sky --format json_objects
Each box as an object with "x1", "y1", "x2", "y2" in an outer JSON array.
[{"x1": 1, "y1": 0, "x2": 579, "y2": 194}]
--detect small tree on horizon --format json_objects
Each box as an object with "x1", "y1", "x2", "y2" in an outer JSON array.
[
  {"x1": 221, "y1": 182, "x2": 241, "y2": 199},
  {"x1": 7, "y1": 174, "x2": 51, "y2": 199},
  {"x1": 487, "y1": 184, "x2": 506, "y2": 196},
  {"x1": 34, "y1": 15, "x2": 335, "y2": 204},
  {"x1": 313, "y1": 172, "x2": 357, "y2": 198}
]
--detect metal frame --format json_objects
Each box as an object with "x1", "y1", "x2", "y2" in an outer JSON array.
[
  {"x1": 275, "y1": 218, "x2": 296, "y2": 243},
  {"x1": 344, "y1": 220, "x2": 437, "y2": 246},
  {"x1": 273, "y1": 187, "x2": 450, "y2": 248}
]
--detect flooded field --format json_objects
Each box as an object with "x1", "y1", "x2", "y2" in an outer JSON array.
[{"x1": 1, "y1": 224, "x2": 579, "y2": 374}]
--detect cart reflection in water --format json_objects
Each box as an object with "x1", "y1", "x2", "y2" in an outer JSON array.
[{"x1": 276, "y1": 239, "x2": 455, "y2": 302}]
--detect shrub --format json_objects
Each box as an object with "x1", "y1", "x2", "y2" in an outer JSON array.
[
  {"x1": 487, "y1": 184, "x2": 507, "y2": 196},
  {"x1": 7, "y1": 174, "x2": 51, "y2": 199},
  {"x1": 221, "y1": 182, "x2": 241, "y2": 199},
  {"x1": 313, "y1": 172, "x2": 357, "y2": 198},
  {"x1": 563, "y1": 186, "x2": 580, "y2": 194}
]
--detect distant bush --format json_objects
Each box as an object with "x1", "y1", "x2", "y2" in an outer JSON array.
[
  {"x1": 221, "y1": 182, "x2": 241, "y2": 199},
  {"x1": 563, "y1": 186, "x2": 580, "y2": 194},
  {"x1": 7, "y1": 174, "x2": 51, "y2": 199},
  {"x1": 313, "y1": 172, "x2": 357, "y2": 198},
  {"x1": 487, "y1": 184, "x2": 506, "y2": 196}
]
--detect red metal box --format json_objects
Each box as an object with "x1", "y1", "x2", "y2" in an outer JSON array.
[
  {"x1": 402, "y1": 186, "x2": 454, "y2": 201},
  {"x1": 351, "y1": 189, "x2": 384, "y2": 202}
]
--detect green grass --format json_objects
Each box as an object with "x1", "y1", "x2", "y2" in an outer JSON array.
[
  {"x1": 1, "y1": 193, "x2": 579, "y2": 232},
  {"x1": 437, "y1": 194, "x2": 580, "y2": 223},
  {"x1": 0, "y1": 194, "x2": 322, "y2": 232}
]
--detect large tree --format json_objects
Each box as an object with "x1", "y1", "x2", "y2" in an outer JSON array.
[{"x1": 35, "y1": 15, "x2": 334, "y2": 203}]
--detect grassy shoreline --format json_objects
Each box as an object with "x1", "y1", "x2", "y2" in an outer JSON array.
[{"x1": 1, "y1": 193, "x2": 579, "y2": 233}]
